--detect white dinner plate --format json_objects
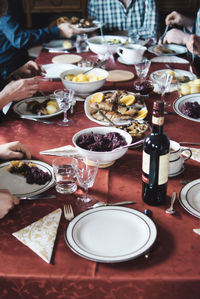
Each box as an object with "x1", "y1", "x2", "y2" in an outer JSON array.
[
  {"x1": 150, "y1": 69, "x2": 196, "y2": 85},
  {"x1": 173, "y1": 93, "x2": 200, "y2": 122},
  {"x1": 65, "y1": 206, "x2": 157, "y2": 263},
  {"x1": 75, "y1": 21, "x2": 102, "y2": 32},
  {"x1": 179, "y1": 179, "x2": 200, "y2": 218},
  {"x1": 43, "y1": 39, "x2": 75, "y2": 50},
  {"x1": 84, "y1": 90, "x2": 148, "y2": 126},
  {"x1": 42, "y1": 63, "x2": 77, "y2": 79},
  {"x1": 13, "y1": 95, "x2": 63, "y2": 119},
  {"x1": 148, "y1": 44, "x2": 187, "y2": 56},
  {"x1": 150, "y1": 69, "x2": 196, "y2": 93},
  {"x1": 0, "y1": 160, "x2": 54, "y2": 197}
]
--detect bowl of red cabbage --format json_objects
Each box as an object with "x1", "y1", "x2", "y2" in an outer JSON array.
[{"x1": 72, "y1": 127, "x2": 132, "y2": 166}]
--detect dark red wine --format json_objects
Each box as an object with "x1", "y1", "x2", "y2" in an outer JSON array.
[{"x1": 142, "y1": 101, "x2": 170, "y2": 206}]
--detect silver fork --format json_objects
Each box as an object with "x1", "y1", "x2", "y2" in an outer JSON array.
[
  {"x1": 64, "y1": 204, "x2": 74, "y2": 221},
  {"x1": 158, "y1": 25, "x2": 169, "y2": 45}
]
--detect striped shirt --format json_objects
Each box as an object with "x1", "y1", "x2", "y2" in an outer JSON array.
[{"x1": 88, "y1": 0, "x2": 158, "y2": 38}]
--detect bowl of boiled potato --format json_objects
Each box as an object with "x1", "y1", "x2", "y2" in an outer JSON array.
[
  {"x1": 179, "y1": 79, "x2": 200, "y2": 96},
  {"x1": 60, "y1": 67, "x2": 108, "y2": 96}
]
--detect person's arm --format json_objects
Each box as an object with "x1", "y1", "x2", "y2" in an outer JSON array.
[
  {"x1": 0, "y1": 189, "x2": 19, "y2": 219},
  {"x1": 0, "y1": 0, "x2": 80, "y2": 49},
  {"x1": 163, "y1": 28, "x2": 191, "y2": 45},
  {"x1": 10, "y1": 61, "x2": 46, "y2": 79},
  {"x1": 165, "y1": 11, "x2": 194, "y2": 32},
  {"x1": 0, "y1": 77, "x2": 39, "y2": 109},
  {"x1": 186, "y1": 34, "x2": 200, "y2": 55},
  {"x1": 0, "y1": 141, "x2": 31, "y2": 160}
]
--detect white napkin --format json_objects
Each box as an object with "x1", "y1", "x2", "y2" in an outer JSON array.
[
  {"x1": 151, "y1": 56, "x2": 189, "y2": 64},
  {"x1": 193, "y1": 228, "x2": 200, "y2": 235},
  {"x1": 40, "y1": 145, "x2": 81, "y2": 157},
  {"x1": 13, "y1": 208, "x2": 62, "y2": 263}
]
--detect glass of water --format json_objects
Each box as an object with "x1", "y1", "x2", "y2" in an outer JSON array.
[
  {"x1": 76, "y1": 33, "x2": 88, "y2": 53},
  {"x1": 53, "y1": 157, "x2": 77, "y2": 194}
]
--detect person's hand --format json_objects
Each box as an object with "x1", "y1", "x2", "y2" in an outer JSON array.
[
  {"x1": 165, "y1": 11, "x2": 194, "y2": 30},
  {"x1": 0, "y1": 189, "x2": 19, "y2": 219},
  {"x1": 0, "y1": 141, "x2": 31, "y2": 160},
  {"x1": 1, "y1": 77, "x2": 39, "y2": 104},
  {"x1": 163, "y1": 28, "x2": 190, "y2": 45},
  {"x1": 186, "y1": 34, "x2": 200, "y2": 55},
  {"x1": 165, "y1": 11, "x2": 185, "y2": 26},
  {"x1": 14, "y1": 60, "x2": 46, "y2": 78},
  {"x1": 58, "y1": 22, "x2": 83, "y2": 38}
]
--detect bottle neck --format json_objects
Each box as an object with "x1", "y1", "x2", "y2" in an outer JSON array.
[{"x1": 152, "y1": 115, "x2": 164, "y2": 134}]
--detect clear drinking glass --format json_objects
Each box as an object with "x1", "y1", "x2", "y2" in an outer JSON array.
[
  {"x1": 135, "y1": 58, "x2": 151, "y2": 82},
  {"x1": 76, "y1": 33, "x2": 88, "y2": 53},
  {"x1": 76, "y1": 158, "x2": 99, "y2": 206},
  {"x1": 52, "y1": 157, "x2": 77, "y2": 194},
  {"x1": 153, "y1": 73, "x2": 173, "y2": 105},
  {"x1": 54, "y1": 89, "x2": 74, "y2": 126}
]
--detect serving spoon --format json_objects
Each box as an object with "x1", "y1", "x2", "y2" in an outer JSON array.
[{"x1": 111, "y1": 139, "x2": 144, "y2": 152}]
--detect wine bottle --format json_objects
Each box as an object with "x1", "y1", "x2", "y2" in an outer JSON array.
[{"x1": 142, "y1": 100, "x2": 170, "y2": 206}]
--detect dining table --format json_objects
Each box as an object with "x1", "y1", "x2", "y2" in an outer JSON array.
[{"x1": 0, "y1": 43, "x2": 200, "y2": 299}]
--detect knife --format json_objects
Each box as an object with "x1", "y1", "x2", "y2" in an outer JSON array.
[
  {"x1": 48, "y1": 49, "x2": 69, "y2": 53},
  {"x1": 19, "y1": 194, "x2": 56, "y2": 200},
  {"x1": 40, "y1": 150, "x2": 81, "y2": 157}
]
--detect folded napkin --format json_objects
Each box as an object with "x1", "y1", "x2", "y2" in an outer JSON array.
[
  {"x1": 193, "y1": 228, "x2": 200, "y2": 235},
  {"x1": 12, "y1": 208, "x2": 62, "y2": 263},
  {"x1": 182, "y1": 147, "x2": 200, "y2": 163},
  {"x1": 151, "y1": 56, "x2": 189, "y2": 64},
  {"x1": 40, "y1": 145, "x2": 81, "y2": 157}
]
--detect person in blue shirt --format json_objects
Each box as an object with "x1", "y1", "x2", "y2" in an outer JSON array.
[{"x1": 0, "y1": 0, "x2": 81, "y2": 79}]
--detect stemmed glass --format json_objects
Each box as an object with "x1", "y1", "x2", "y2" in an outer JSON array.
[
  {"x1": 153, "y1": 72, "x2": 173, "y2": 106},
  {"x1": 76, "y1": 158, "x2": 99, "y2": 207},
  {"x1": 54, "y1": 89, "x2": 74, "y2": 126},
  {"x1": 133, "y1": 58, "x2": 153, "y2": 95}
]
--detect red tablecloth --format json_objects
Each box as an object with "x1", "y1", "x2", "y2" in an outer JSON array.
[{"x1": 0, "y1": 49, "x2": 200, "y2": 299}]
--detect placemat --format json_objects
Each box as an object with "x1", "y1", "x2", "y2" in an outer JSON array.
[
  {"x1": 52, "y1": 54, "x2": 82, "y2": 64},
  {"x1": 106, "y1": 70, "x2": 135, "y2": 82}
]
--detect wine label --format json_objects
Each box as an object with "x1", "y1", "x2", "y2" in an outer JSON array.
[
  {"x1": 152, "y1": 116, "x2": 164, "y2": 126},
  {"x1": 142, "y1": 151, "x2": 169, "y2": 185}
]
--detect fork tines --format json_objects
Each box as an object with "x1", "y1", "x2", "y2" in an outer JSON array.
[{"x1": 64, "y1": 204, "x2": 74, "y2": 221}]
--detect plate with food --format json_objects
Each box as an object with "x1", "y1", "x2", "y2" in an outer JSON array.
[
  {"x1": 56, "y1": 16, "x2": 102, "y2": 32},
  {"x1": 13, "y1": 95, "x2": 62, "y2": 118},
  {"x1": 179, "y1": 179, "x2": 200, "y2": 218},
  {"x1": 84, "y1": 90, "x2": 148, "y2": 126},
  {"x1": 150, "y1": 69, "x2": 196, "y2": 93},
  {"x1": 0, "y1": 160, "x2": 54, "y2": 197},
  {"x1": 173, "y1": 93, "x2": 200, "y2": 122},
  {"x1": 148, "y1": 44, "x2": 187, "y2": 56},
  {"x1": 43, "y1": 39, "x2": 75, "y2": 51}
]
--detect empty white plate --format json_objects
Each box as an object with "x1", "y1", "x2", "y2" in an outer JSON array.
[{"x1": 65, "y1": 206, "x2": 157, "y2": 263}]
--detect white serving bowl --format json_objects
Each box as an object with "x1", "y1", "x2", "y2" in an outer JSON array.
[
  {"x1": 72, "y1": 126, "x2": 132, "y2": 167},
  {"x1": 87, "y1": 35, "x2": 127, "y2": 55},
  {"x1": 60, "y1": 67, "x2": 108, "y2": 96}
]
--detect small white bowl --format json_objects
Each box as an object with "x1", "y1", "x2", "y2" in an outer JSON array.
[
  {"x1": 87, "y1": 35, "x2": 127, "y2": 55},
  {"x1": 72, "y1": 126, "x2": 132, "y2": 167},
  {"x1": 60, "y1": 67, "x2": 108, "y2": 96}
]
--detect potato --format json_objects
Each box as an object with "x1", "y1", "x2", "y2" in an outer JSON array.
[{"x1": 46, "y1": 104, "x2": 58, "y2": 114}]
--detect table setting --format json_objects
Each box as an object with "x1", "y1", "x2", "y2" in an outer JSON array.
[{"x1": 0, "y1": 24, "x2": 200, "y2": 299}]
